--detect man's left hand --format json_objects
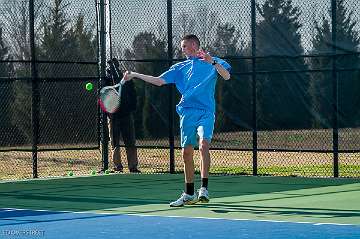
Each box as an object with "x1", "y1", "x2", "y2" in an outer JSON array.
[{"x1": 197, "y1": 49, "x2": 213, "y2": 64}]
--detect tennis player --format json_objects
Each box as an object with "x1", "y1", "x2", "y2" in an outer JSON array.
[{"x1": 123, "y1": 34, "x2": 231, "y2": 207}]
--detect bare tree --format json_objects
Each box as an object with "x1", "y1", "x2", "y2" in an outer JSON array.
[
  {"x1": 173, "y1": 7, "x2": 219, "y2": 53},
  {"x1": 196, "y1": 7, "x2": 219, "y2": 49},
  {"x1": 2, "y1": 0, "x2": 46, "y2": 61},
  {"x1": 177, "y1": 12, "x2": 196, "y2": 37}
]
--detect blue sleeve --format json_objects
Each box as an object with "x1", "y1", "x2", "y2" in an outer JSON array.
[
  {"x1": 214, "y1": 57, "x2": 231, "y2": 73},
  {"x1": 159, "y1": 64, "x2": 180, "y2": 84}
]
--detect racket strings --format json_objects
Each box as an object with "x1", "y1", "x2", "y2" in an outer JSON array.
[{"x1": 100, "y1": 88, "x2": 120, "y2": 113}]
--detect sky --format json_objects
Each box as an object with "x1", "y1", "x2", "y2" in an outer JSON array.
[
  {"x1": 106, "y1": 0, "x2": 360, "y2": 56},
  {"x1": 0, "y1": 0, "x2": 359, "y2": 58}
]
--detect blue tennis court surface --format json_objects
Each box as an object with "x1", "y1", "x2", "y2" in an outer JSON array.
[{"x1": 1, "y1": 208, "x2": 359, "y2": 239}]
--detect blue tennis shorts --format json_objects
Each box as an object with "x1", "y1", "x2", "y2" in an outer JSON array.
[{"x1": 179, "y1": 108, "x2": 215, "y2": 148}]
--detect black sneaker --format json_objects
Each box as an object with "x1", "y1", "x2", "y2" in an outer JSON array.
[
  {"x1": 113, "y1": 167, "x2": 123, "y2": 172},
  {"x1": 129, "y1": 169, "x2": 141, "y2": 173}
]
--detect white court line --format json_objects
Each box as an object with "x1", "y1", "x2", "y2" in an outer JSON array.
[
  {"x1": 120, "y1": 213, "x2": 359, "y2": 227},
  {"x1": 1, "y1": 207, "x2": 358, "y2": 227}
]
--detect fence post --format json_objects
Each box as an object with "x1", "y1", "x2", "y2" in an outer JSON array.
[
  {"x1": 331, "y1": 0, "x2": 339, "y2": 177},
  {"x1": 167, "y1": 0, "x2": 175, "y2": 174},
  {"x1": 99, "y1": 0, "x2": 109, "y2": 171},
  {"x1": 251, "y1": 0, "x2": 258, "y2": 176},
  {"x1": 29, "y1": 0, "x2": 39, "y2": 178}
]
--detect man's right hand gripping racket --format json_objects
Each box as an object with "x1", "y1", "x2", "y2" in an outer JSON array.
[{"x1": 98, "y1": 78, "x2": 125, "y2": 113}]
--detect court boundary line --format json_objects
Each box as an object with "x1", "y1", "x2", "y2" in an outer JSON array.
[
  {"x1": 120, "y1": 213, "x2": 359, "y2": 227},
  {"x1": 1, "y1": 207, "x2": 358, "y2": 227}
]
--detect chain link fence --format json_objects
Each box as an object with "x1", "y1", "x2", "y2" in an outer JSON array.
[
  {"x1": 0, "y1": 0, "x2": 101, "y2": 179},
  {"x1": 1, "y1": 0, "x2": 359, "y2": 179},
  {"x1": 110, "y1": 0, "x2": 360, "y2": 177}
]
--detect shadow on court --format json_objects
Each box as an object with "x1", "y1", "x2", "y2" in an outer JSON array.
[
  {"x1": 0, "y1": 174, "x2": 358, "y2": 213},
  {"x1": 207, "y1": 204, "x2": 360, "y2": 218}
]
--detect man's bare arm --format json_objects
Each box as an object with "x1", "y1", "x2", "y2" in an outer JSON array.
[
  {"x1": 124, "y1": 71, "x2": 166, "y2": 86},
  {"x1": 214, "y1": 63, "x2": 230, "y2": 80}
]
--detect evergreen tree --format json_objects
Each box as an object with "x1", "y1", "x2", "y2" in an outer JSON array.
[
  {"x1": 39, "y1": 1, "x2": 97, "y2": 76},
  {"x1": 39, "y1": 0, "x2": 71, "y2": 75},
  {"x1": 310, "y1": 0, "x2": 360, "y2": 128},
  {"x1": 37, "y1": 0, "x2": 97, "y2": 144},
  {"x1": 4, "y1": 0, "x2": 45, "y2": 145},
  {"x1": 124, "y1": 32, "x2": 168, "y2": 138},
  {"x1": 210, "y1": 23, "x2": 251, "y2": 132},
  {"x1": 66, "y1": 14, "x2": 98, "y2": 76},
  {"x1": 6, "y1": 0, "x2": 96, "y2": 145},
  {"x1": 255, "y1": 0, "x2": 311, "y2": 129},
  {"x1": 0, "y1": 27, "x2": 15, "y2": 145}
]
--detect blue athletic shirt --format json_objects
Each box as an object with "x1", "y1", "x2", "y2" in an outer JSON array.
[{"x1": 159, "y1": 56, "x2": 231, "y2": 114}]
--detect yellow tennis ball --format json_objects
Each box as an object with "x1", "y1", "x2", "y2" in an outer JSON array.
[{"x1": 85, "y1": 82, "x2": 93, "y2": 91}]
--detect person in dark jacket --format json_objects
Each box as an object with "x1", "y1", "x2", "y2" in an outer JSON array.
[{"x1": 106, "y1": 58, "x2": 140, "y2": 173}]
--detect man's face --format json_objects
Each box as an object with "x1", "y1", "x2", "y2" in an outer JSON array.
[{"x1": 181, "y1": 40, "x2": 198, "y2": 57}]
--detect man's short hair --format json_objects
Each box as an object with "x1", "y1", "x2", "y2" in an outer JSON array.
[{"x1": 181, "y1": 34, "x2": 200, "y2": 47}]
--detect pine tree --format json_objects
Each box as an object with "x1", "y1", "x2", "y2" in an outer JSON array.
[
  {"x1": 124, "y1": 32, "x2": 168, "y2": 138},
  {"x1": 310, "y1": 0, "x2": 360, "y2": 128},
  {"x1": 0, "y1": 27, "x2": 14, "y2": 145},
  {"x1": 211, "y1": 23, "x2": 251, "y2": 132},
  {"x1": 39, "y1": 0, "x2": 70, "y2": 76},
  {"x1": 255, "y1": 0, "x2": 311, "y2": 130},
  {"x1": 67, "y1": 14, "x2": 97, "y2": 76},
  {"x1": 37, "y1": 0, "x2": 98, "y2": 144},
  {"x1": 4, "y1": 0, "x2": 45, "y2": 145}
]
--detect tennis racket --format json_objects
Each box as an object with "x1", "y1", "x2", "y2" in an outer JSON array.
[{"x1": 99, "y1": 78, "x2": 126, "y2": 113}]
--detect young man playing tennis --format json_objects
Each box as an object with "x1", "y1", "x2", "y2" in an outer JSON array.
[{"x1": 123, "y1": 34, "x2": 231, "y2": 207}]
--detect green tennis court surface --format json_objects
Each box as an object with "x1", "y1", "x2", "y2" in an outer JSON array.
[
  {"x1": 1, "y1": 174, "x2": 359, "y2": 225},
  {"x1": 1, "y1": 174, "x2": 359, "y2": 238}
]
